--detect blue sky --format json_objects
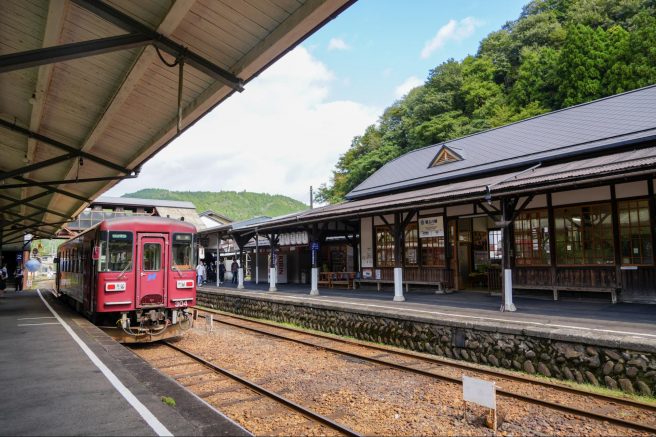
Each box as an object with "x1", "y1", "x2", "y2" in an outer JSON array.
[
  {"x1": 304, "y1": 0, "x2": 526, "y2": 107},
  {"x1": 107, "y1": 0, "x2": 528, "y2": 204}
]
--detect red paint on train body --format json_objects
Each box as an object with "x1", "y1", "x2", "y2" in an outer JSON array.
[{"x1": 56, "y1": 216, "x2": 196, "y2": 342}]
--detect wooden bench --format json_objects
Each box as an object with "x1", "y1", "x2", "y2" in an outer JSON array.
[
  {"x1": 357, "y1": 279, "x2": 449, "y2": 294},
  {"x1": 514, "y1": 284, "x2": 618, "y2": 303},
  {"x1": 319, "y1": 272, "x2": 357, "y2": 289},
  {"x1": 318, "y1": 272, "x2": 332, "y2": 288}
]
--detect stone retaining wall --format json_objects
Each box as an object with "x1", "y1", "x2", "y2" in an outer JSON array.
[{"x1": 197, "y1": 291, "x2": 655, "y2": 397}]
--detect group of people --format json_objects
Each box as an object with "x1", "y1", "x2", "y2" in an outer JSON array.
[
  {"x1": 0, "y1": 262, "x2": 24, "y2": 292},
  {"x1": 196, "y1": 259, "x2": 240, "y2": 286}
]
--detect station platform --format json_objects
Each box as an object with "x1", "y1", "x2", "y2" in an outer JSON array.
[
  {"x1": 0, "y1": 289, "x2": 249, "y2": 436},
  {"x1": 199, "y1": 281, "x2": 656, "y2": 352}
]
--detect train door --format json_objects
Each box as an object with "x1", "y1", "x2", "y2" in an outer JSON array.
[{"x1": 137, "y1": 234, "x2": 167, "y2": 307}]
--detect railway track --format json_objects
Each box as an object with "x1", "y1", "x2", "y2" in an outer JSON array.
[
  {"x1": 147, "y1": 341, "x2": 361, "y2": 436},
  {"x1": 196, "y1": 307, "x2": 656, "y2": 434}
]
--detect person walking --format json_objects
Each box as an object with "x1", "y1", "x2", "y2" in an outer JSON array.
[
  {"x1": 14, "y1": 264, "x2": 24, "y2": 291},
  {"x1": 196, "y1": 261, "x2": 205, "y2": 286},
  {"x1": 231, "y1": 259, "x2": 239, "y2": 285}
]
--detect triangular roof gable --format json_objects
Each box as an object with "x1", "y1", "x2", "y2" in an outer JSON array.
[{"x1": 429, "y1": 145, "x2": 463, "y2": 167}]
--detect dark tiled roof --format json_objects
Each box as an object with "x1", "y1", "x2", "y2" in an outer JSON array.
[{"x1": 348, "y1": 85, "x2": 656, "y2": 199}]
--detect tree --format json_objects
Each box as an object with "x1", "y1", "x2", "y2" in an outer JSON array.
[
  {"x1": 317, "y1": 0, "x2": 656, "y2": 203},
  {"x1": 556, "y1": 24, "x2": 610, "y2": 107}
]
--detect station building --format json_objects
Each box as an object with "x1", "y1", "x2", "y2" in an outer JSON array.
[{"x1": 199, "y1": 85, "x2": 656, "y2": 306}]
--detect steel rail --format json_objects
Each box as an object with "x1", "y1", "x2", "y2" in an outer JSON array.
[
  {"x1": 201, "y1": 307, "x2": 656, "y2": 412},
  {"x1": 161, "y1": 341, "x2": 361, "y2": 437},
  {"x1": 199, "y1": 310, "x2": 656, "y2": 434}
]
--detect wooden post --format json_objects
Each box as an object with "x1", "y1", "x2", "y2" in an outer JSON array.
[
  {"x1": 216, "y1": 232, "x2": 220, "y2": 286},
  {"x1": 255, "y1": 231, "x2": 259, "y2": 284},
  {"x1": 546, "y1": 193, "x2": 558, "y2": 300},
  {"x1": 501, "y1": 198, "x2": 516, "y2": 311},
  {"x1": 648, "y1": 179, "x2": 656, "y2": 265},
  {"x1": 610, "y1": 185, "x2": 622, "y2": 292}
]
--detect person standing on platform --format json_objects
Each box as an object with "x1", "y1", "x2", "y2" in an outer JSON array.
[
  {"x1": 219, "y1": 262, "x2": 226, "y2": 285},
  {"x1": 14, "y1": 265, "x2": 23, "y2": 291},
  {"x1": 0, "y1": 263, "x2": 7, "y2": 293},
  {"x1": 196, "y1": 261, "x2": 205, "y2": 286},
  {"x1": 231, "y1": 259, "x2": 239, "y2": 285}
]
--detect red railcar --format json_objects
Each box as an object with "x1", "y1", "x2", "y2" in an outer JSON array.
[{"x1": 56, "y1": 217, "x2": 196, "y2": 342}]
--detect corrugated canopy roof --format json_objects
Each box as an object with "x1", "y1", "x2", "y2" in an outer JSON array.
[
  {"x1": 348, "y1": 85, "x2": 656, "y2": 199},
  {"x1": 227, "y1": 145, "x2": 656, "y2": 233},
  {"x1": 0, "y1": 0, "x2": 353, "y2": 250}
]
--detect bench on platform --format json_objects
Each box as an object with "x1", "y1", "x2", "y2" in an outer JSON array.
[
  {"x1": 319, "y1": 272, "x2": 357, "y2": 289},
  {"x1": 318, "y1": 272, "x2": 332, "y2": 288},
  {"x1": 357, "y1": 279, "x2": 449, "y2": 294},
  {"x1": 514, "y1": 284, "x2": 618, "y2": 303}
]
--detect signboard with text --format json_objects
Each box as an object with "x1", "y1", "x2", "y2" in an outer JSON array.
[{"x1": 418, "y1": 216, "x2": 444, "y2": 238}]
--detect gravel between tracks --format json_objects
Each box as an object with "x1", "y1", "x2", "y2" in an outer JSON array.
[{"x1": 135, "y1": 320, "x2": 651, "y2": 436}]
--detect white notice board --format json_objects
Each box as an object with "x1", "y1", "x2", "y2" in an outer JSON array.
[{"x1": 462, "y1": 375, "x2": 496, "y2": 409}]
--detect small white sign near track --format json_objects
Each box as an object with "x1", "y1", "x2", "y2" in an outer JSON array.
[{"x1": 462, "y1": 375, "x2": 496, "y2": 409}]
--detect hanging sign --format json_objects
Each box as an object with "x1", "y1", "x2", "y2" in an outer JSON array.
[{"x1": 418, "y1": 216, "x2": 444, "y2": 238}]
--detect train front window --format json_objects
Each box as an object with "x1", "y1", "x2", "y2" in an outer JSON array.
[
  {"x1": 100, "y1": 231, "x2": 133, "y2": 272},
  {"x1": 142, "y1": 243, "x2": 161, "y2": 271},
  {"x1": 171, "y1": 233, "x2": 193, "y2": 270}
]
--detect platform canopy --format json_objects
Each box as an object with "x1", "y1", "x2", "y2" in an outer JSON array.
[{"x1": 0, "y1": 0, "x2": 353, "y2": 250}]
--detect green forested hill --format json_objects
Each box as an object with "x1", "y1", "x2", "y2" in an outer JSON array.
[
  {"x1": 317, "y1": 0, "x2": 656, "y2": 203},
  {"x1": 122, "y1": 189, "x2": 307, "y2": 221}
]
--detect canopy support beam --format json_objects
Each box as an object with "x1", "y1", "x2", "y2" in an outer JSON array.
[
  {"x1": 72, "y1": 0, "x2": 244, "y2": 91},
  {"x1": 0, "y1": 33, "x2": 152, "y2": 73}
]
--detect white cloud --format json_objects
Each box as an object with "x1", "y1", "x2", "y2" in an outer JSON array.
[
  {"x1": 105, "y1": 47, "x2": 379, "y2": 205},
  {"x1": 420, "y1": 17, "x2": 482, "y2": 59},
  {"x1": 394, "y1": 76, "x2": 423, "y2": 98},
  {"x1": 328, "y1": 37, "x2": 350, "y2": 51}
]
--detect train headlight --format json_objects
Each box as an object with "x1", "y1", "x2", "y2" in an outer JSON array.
[
  {"x1": 105, "y1": 282, "x2": 127, "y2": 292},
  {"x1": 176, "y1": 279, "x2": 195, "y2": 289}
]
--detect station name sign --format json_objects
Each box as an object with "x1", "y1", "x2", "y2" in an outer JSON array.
[{"x1": 418, "y1": 216, "x2": 444, "y2": 238}]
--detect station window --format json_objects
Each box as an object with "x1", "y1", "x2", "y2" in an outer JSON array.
[
  {"x1": 420, "y1": 235, "x2": 445, "y2": 267},
  {"x1": 375, "y1": 225, "x2": 395, "y2": 267},
  {"x1": 618, "y1": 199, "x2": 653, "y2": 265},
  {"x1": 404, "y1": 223, "x2": 418, "y2": 266},
  {"x1": 555, "y1": 203, "x2": 614, "y2": 265},
  {"x1": 514, "y1": 209, "x2": 550, "y2": 266}
]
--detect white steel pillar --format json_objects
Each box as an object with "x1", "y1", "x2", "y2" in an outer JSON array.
[
  {"x1": 503, "y1": 269, "x2": 516, "y2": 311},
  {"x1": 310, "y1": 267, "x2": 319, "y2": 296},
  {"x1": 393, "y1": 267, "x2": 405, "y2": 301},
  {"x1": 238, "y1": 268, "x2": 244, "y2": 289},
  {"x1": 269, "y1": 267, "x2": 277, "y2": 292}
]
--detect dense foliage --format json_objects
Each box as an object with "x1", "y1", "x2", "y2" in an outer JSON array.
[
  {"x1": 122, "y1": 188, "x2": 308, "y2": 221},
  {"x1": 317, "y1": 0, "x2": 656, "y2": 203}
]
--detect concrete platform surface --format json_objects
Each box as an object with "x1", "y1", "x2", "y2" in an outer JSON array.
[
  {"x1": 0, "y1": 289, "x2": 249, "y2": 436},
  {"x1": 200, "y1": 281, "x2": 656, "y2": 352}
]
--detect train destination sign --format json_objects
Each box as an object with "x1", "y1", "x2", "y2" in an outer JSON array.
[{"x1": 174, "y1": 234, "x2": 192, "y2": 242}]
